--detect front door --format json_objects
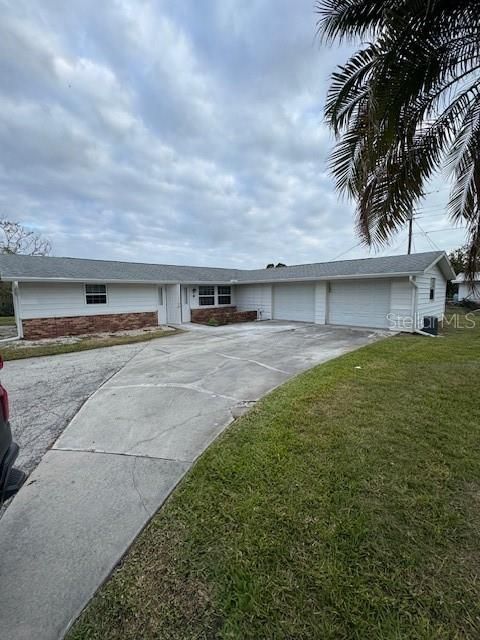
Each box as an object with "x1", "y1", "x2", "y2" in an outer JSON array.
[
  {"x1": 166, "y1": 284, "x2": 181, "y2": 324},
  {"x1": 181, "y1": 286, "x2": 191, "y2": 323},
  {"x1": 157, "y1": 286, "x2": 166, "y2": 325}
]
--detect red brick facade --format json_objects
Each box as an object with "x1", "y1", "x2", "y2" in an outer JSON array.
[
  {"x1": 22, "y1": 311, "x2": 158, "y2": 340},
  {"x1": 191, "y1": 306, "x2": 257, "y2": 325}
]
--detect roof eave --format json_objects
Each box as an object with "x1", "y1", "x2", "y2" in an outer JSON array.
[
  {"x1": 2, "y1": 271, "x2": 425, "y2": 285},
  {"x1": 425, "y1": 252, "x2": 456, "y2": 280},
  {"x1": 236, "y1": 271, "x2": 423, "y2": 284},
  {"x1": 1, "y1": 276, "x2": 240, "y2": 285},
  {"x1": 0, "y1": 276, "x2": 179, "y2": 285}
]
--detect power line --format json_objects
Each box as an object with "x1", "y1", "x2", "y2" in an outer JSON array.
[
  {"x1": 415, "y1": 212, "x2": 450, "y2": 219},
  {"x1": 414, "y1": 220, "x2": 442, "y2": 251},
  {"x1": 413, "y1": 226, "x2": 466, "y2": 233},
  {"x1": 330, "y1": 242, "x2": 362, "y2": 261},
  {"x1": 415, "y1": 203, "x2": 450, "y2": 210},
  {"x1": 414, "y1": 206, "x2": 450, "y2": 215},
  {"x1": 331, "y1": 218, "x2": 464, "y2": 264}
]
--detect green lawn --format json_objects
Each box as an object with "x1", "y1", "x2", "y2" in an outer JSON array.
[
  {"x1": 0, "y1": 316, "x2": 15, "y2": 325},
  {"x1": 0, "y1": 328, "x2": 178, "y2": 361},
  {"x1": 69, "y1": 313, "x2": 480, "y2": 640}
]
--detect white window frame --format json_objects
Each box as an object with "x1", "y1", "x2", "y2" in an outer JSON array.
[
  {"x1": 197, "y1": 285, "x2": 233, "y2": 307},
  {"x1": 85, "y1": 283, "x2": 108, "y2": 305},
  {"x1": 217, "y1": 285, "x2": 232, "y2": 305},
  {"x1": 198, "y1": 285, "x2": 215, "y2": 306},
  {"x1": 429, "y1": 277, "x2": 436, "y2": 301}
]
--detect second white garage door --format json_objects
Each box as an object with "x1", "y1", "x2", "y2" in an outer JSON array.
[
  {"x1": 273, "y1": 283, "x2": 315, "y2": 322},
  {"x1": 327, "y1": 279, "x2": 391, "y2": 328}
]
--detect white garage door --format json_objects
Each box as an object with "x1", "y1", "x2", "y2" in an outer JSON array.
[
  {"x1": 328, "y1": 279, "x2": 391, "y2": 328},
  {"x1": 273, "y1": 283, "x2": 315, "y2": 322}
]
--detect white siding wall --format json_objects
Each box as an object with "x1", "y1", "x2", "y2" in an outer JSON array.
[
  {"x1": 18, "y1": 282, "x2": 158, "y2": 320},
  {"x1": 388, "y1": 278, "x2": 413, "y2": 331},
  {"x1": 314, "y1": 282, "x2": 327, "y2": 324},
  {"x1": 235, "y1": 284, "x2": 272, "y2": 320},
  {"x1": 458, "y1": 282, "x2": 480, "y2": 302},
  {"x1": 416, "y1": 264, "x2": 447, "y2": 322},
  {"x1": 16, "y1": 272, "x2": 446, "y2": 332}
]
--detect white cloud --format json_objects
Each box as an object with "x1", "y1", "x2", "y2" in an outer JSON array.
[{"x1": 0, "y1": 0, "x2": 466, "y2": 268}]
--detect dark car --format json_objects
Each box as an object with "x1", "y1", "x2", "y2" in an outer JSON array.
[{"x1": 0, "y1": 357, "x2": 25, "y2": 505}]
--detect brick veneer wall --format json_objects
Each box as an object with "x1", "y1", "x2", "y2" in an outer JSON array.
[
  {"x1": 22, "y1": 311, "x2": 158, "y2": 340},
  {"x1": 191, "y1": 306, "x2": 257, "y2": 325}
]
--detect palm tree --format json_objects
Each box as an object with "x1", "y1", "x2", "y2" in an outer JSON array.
[{"x1": 316, "y1": 0, "x2": 480, "y2": 280}]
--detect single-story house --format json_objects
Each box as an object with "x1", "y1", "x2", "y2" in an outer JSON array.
[
  {"x1": 0, "y1": 250, "x2": 455, "y2": 340},
  {"x1": 452, "y1": 273, "x2": 480, "y2": 303}
]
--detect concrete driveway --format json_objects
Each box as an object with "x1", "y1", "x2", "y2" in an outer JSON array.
[{"x1": 0, "y1": 321, "x2": 387, "y2": 640}]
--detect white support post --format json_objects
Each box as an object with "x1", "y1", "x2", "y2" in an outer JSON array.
[{"x1": 12, "y1": 281, "x2": 23, "y2": 338}]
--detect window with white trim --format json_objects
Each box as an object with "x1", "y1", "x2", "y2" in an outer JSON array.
[
  {"x1": 199, "y1": 285, "x2": 215, "y2": 306},
  {"x1": 429, "y1": 277, "x2": 436, "y2": 301},
  {"x1": 218, "y1": 285, "x2": 231, "y2": 305},
  {"x1": 85, "y1": 283, "x2": 107, "y2": 304}
]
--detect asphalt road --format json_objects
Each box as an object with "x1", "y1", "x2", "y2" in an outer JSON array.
[{"x1": 2, "y1": 341, "x2": 152, "y2": 476}]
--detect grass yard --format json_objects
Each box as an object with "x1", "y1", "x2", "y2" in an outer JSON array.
[
  {"x1": 0, "y1": 316, "x2": 15, "y2": 325},
  {"x1": 0, "y1": 328, "x2": 178, "y2": 361},
  {"x1": 69, "y1": 313, "x2": 480, "y2": 640}
]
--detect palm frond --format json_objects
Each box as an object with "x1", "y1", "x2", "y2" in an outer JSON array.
[{"x1": 317, "y1": 0, "x2": 480, "y2": 281}]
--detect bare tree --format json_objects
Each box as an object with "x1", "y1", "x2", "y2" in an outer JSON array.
[
  {"x1": 0, "y1": 221, "x2": 52, "y2": 316},
  {"x1": 0, "y1": 220, "x2": 51, "y2": 256}
]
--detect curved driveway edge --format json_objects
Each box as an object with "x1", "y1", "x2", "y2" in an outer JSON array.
[
  {"x1": 0, "y1": 322, "x2": 388, "y2": 640},
  {"x1": 1, "y1": 341, "x2": 150, "y2": 482}
]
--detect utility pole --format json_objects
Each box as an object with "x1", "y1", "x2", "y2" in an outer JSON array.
[{"x1": 407, "y1": 212, "x2": 413, "y2": 254}]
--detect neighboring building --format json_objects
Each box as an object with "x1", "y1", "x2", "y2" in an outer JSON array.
[
  {"x1": 452, "y1": 273, "x2": 480, "y2": 303},
  {"x1": 0, "y1": 251, "x2": 455, "y2": 339}
]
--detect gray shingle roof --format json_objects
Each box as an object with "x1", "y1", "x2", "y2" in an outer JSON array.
[
  {"x1": 0, "y1": 254, "x2": 239, "y2": 283},
  {"x1": 236, "y1": 251, "x2": 447, "y2": 282},
  {"x1": 0, "y1": 251, "x2": 448, "y2": 284}
]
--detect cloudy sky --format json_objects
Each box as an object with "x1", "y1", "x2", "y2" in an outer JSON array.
[{"x1": 0, "y1": 0, "x2": 467, "y2": 268}]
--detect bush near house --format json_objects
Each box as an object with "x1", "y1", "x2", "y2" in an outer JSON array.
[
  {"x1": 0, "y1": 282, "x2": 13, "y2": 316},
  {"x1": 191, "y1": 307, "x2": 257, "y2": 325}
]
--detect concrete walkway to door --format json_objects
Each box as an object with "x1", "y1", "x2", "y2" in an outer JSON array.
[{"x1": 0, "y1": 321, "x2": 388, "y2": 640}]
